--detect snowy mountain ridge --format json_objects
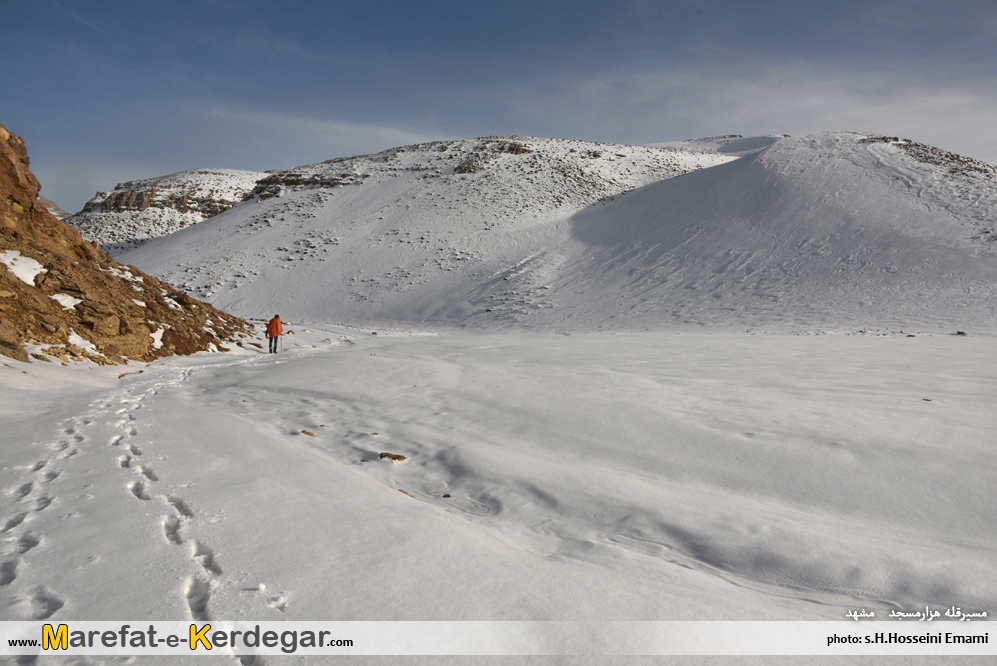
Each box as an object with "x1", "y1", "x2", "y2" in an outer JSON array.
[
  {"x1": 70, "y1": 136, "x2": 730, "y2": 253},
  {"x1": 68, "y1": 167, "x2": 264, "y2": 253},
  {"x1": 114, "y1": 136, "x2": 731, "y2": 319},
  {"x1": 118, "y1": 131, "x2": 997, "y2": 332}
]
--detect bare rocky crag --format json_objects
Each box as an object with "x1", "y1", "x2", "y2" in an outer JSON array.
[
  {"x1": 79, "y1": 170, "x2": 256, "y2": 217},
  {"x1": 0, "y1": 122, "x2": 251, "y2": 364}
]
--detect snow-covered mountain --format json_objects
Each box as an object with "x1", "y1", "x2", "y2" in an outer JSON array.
[
  {"x1": 71, "y1": 138, "x2": 725, "y2": 256},
  {"x1": 118, "y1": 132, "x2": 997, "y2": 332},
  {"x1": 67, "y1": 168, "x2": 264, "y2": 253}
]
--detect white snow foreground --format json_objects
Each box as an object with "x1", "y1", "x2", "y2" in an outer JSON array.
[
  {"x1": 1, "y1": 326, "x2": 994, "y2": 663},
  {"x1": 118, "y1": 131, "x2": 997, "y2": 332}
]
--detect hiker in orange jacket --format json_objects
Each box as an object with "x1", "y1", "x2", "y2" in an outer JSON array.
[{"x1": 266, "y1": 315, "x2": 282, "y2": 353}]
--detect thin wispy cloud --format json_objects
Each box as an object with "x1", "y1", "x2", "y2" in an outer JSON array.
[{"x1": 48, "y1": 0, "x2": 107, "y2": 36}]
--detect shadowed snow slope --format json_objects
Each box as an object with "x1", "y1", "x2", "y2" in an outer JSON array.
[
  {"x1": 563, "y1": 132, "x2": 997, "y2": 330},
  {"x1": 120, "y1": 132, "x2": 997, "y2": 331}
]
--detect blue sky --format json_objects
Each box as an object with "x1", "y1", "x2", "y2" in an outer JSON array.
[{"x1": 4, "y1": 0, "x2": 996, "y2": 212}]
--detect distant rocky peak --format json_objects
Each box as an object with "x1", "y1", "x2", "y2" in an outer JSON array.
[{"x1": 67, "y1": 168, "x2": 264, "y2": 253}]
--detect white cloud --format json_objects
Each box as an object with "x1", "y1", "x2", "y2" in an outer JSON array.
[{"x1": 492, "y1": 57, "x2": 997, "y2": 164}]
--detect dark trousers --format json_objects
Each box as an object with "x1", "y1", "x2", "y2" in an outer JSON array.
[{"x1": 269, "y1": 336, "x2": 278, "y2": 353}]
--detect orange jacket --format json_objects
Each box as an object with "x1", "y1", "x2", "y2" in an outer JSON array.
[{"x1": 266, "y1": 316, "x2": 283, "y2": 337}]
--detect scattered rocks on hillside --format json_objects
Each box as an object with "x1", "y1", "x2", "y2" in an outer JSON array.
[
  {"x1": 0, "y1": 122, "x2": 252, "y2": 364},
  {"x1": 859, "y1": 134, "x2": 997, "y2": 179}
]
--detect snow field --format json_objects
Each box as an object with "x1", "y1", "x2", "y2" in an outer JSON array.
[
  {"x1": 221, "y1": 328, "x2": 996, "y2": 615},
  {"x1": 3, "y1": 327, "x2": 994, "y2": 650}
]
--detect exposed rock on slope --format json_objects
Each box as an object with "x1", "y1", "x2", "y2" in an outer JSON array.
[
  {"x1": 0, "y1": 122, "x2": 251, "y2": 364},
  {"x1": 244, "y1": 136, "x2": 727, "y2": 220},
  {"x1": 67, "y1": 168, "x2": 263, "y2": 253}
]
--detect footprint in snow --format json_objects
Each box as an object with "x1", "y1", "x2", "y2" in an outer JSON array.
[
  {"x1": 13, "y1": 532, "x2": 41, "y2": 555},
  {"x1": 0, "y1": 559, "x2": 19, "y2": 586},
  {"x1": 165, "y1": 496, "x2": 193, "y2": 517},
  {"x1": 184, "y1": 577, "x2": 210, "y2": 621},
  {"x1": 1, "y1": 513, "x2": 27, "y2": 534},
  {"x1": 190, "y1": 541, "x2": 221, "y2": 575},
  {"x1": 134, "y1": 465, "x2": 158, "y2": 481},
  {"x1": 128, "y1": 481, "x2": 151, "y2": 501},
  {"x1": 21, "y1": 586, "x2": 64, "y2": 620},
  {"x1": 162, "y1": 516, "x2": 182, "y2": 545}
]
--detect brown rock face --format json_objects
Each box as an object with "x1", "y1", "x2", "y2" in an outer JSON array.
[{"x1": 0, "y1": 122, "x2": 251, "y2": 364}]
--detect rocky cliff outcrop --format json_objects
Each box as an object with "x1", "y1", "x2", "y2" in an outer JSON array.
[
  {"x1": 67, "y1": 168, "x2": 263, "y2": 253},
  {"x1": 0, "y1": 122, "x2": 251, "y2": 364}
]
